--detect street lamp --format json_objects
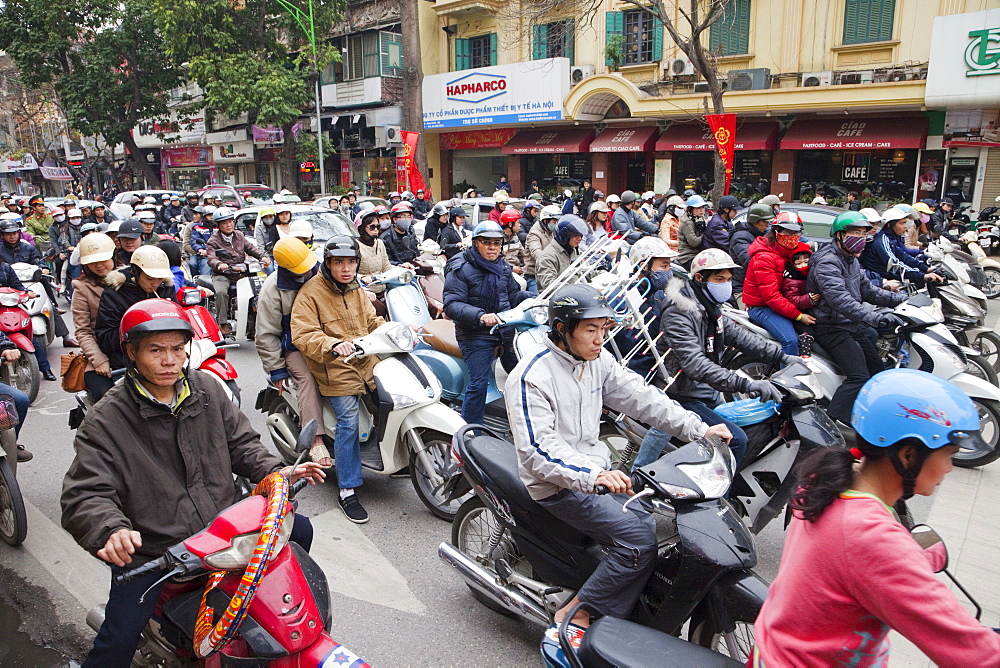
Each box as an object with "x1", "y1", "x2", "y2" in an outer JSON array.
[{"x1": 274, "y1": 0, "x2": 325, "y2": 193}]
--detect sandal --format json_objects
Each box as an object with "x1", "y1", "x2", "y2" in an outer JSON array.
[{"x1": 309, "y1": 442, "x2": 333, "y2": 469}]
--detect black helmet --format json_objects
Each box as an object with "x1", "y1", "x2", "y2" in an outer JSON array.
[
  {"x1": 548, "y1": 284, "x2": 617, "y2": 331},
  {"x1": 448, "y1": 206, "x2": 466, "y2": 222},
  {"x1": 717, "y1": 195, "x2": 740, "y2": 211},
  {"x1": 0, "y1": 219, "x2": 19, "y2": 234},
  {"x1": 323, "y1": 235, "x2": 360, "y2": 260},
  {"x1": 431, "y1": 202, "x2": 449, "y2": 218},
  {"x1": 555, "y1": 215, "x2": 588, "y2": 246}
]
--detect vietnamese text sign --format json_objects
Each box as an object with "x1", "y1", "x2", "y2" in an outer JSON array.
[{"x1": 423, "y1": 58, "x2": 570, "y2": 129}]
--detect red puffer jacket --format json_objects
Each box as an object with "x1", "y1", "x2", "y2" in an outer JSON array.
[
  {"x1": 781, "y1": 266, "x2": 814, "y2": 312},
  {"x1": 742, "y1": 237, "x2": 812, "y2": 319}
]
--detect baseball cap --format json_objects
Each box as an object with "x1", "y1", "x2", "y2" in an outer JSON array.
[{"x1": 118, "y1": 219, "x2": 144, "y2": 239}]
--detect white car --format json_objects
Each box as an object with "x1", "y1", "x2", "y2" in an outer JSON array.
[
  {"x1": 458, "y1": 197, "x2": 525, "y2": 227},
  {"x1": 109, "y1": 190, "x2": 181, "y2": 220},
  {"x1": 233, "y1": 204, "x2": 355, "y2": 255}
]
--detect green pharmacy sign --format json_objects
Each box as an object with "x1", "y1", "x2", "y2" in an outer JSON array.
[{"x1": 966, "y1": 28, "x2": 1000, "y2": 76}]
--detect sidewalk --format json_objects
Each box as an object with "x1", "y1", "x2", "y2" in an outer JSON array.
[{"x1": 889, "y1": 462, "x2": 1000, "y2": 667}]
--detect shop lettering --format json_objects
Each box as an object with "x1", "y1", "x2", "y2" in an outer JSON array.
[
  {"x1": 611, "y1": 130, "x2": 636, "y2": 143},
  {"x1": 843, "y1": 166, "x2": 869, "y2": 179},
  {"x1": 535, "y1": 133, "x2": 558, "y2": 145},
  {"x1": 836, "y1": 122, "x2": 867, "y2": 137},
  {"x1": 446, "y1": 79, "x2": 507, "y2": 97}
]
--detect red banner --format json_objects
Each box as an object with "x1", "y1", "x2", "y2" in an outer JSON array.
[
  {"x1": 705, "y1": 113, "x2": 737, "y2": 195},
  {"x1": 340, "y1": 158, "x2": 351, "y2": 187},
  {"x1": 400, "y1": 131, "x2": 429, "y2": 198},
  {"x1": 396, "y1": 157, "x2": 407, "y2": 191}
]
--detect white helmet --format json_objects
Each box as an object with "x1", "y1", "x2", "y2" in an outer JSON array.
[
  {"x1": 631, "y1": 236, "x2": 678, "y2": 267},
  {"x1": 666, "y1": 195, "x2": 686, "y2": 209},
  {"x1": 605, "y1": 194, "x2": 621, "y2": 204},
  {"x1": 67, "y1": 207, "x2": 83, "y2": 219},
  {"x1": 129, "y1": 245, "x2": 173, "y2": 279},
  {"x1": 690, "y1": 248, "x2": 741, "y2": 274},
  {"x1": 78, "y1": 233, "x2": 116, "y2": 265},
  {"x1": 492, "y1": 190, "x2": 510, "y2": 203},
  {"x1": 0, "y1": 212, "x2": 21, "y2": 223},
  {"x1": 881, "y1": 207, "x2": 909, "y2": 224},
  {"x1": 136, "y1": 209, "x2": 157, "y2": 221},
  {"x1": 107, "y1": 220, "x2": 122, "y2": 234},
  {"x1": 143, "y1": 196, "x2": 157, "y2": 204},
  {"x1": 589, "y1": 201, "x2": 610, "y2": 214},
  {"x1": 563, "y1": 189, "x2": 573, "y2": 199},
  {"x1": 641, "y1": 191, "x2": 655, "y2": 201},
  {"x1": 539, "y1": 205, "x2": 562, "y2": 221},
  {"x1": 274, "y1": 204, "x2": 293, "y2": 215},
  {"x1": 858, "y1": 207, "x2": 882, "y2": 224},
  {"x1": 288, "y1": 220, "x2": 313, "y2": 239}
]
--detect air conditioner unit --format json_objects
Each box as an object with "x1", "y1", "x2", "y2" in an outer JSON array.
[
  {"x1": 883, "y1": 67, "x2": 922, "y2": 82},
  {"x1": 570, "y1": 65, "x2": 595, "y2": 85},
  {"x1": 669, "y1": 57, "x2": 695, "y2": 77},
  {"x1": 693, "y1": 80, "x2": 727, "y2": 93},
  {"x1": 837, "y1": 70, "x2": 874, "y2": 85},
  {"x1": 728, "y1": 68, "x2": 771, "y2": 91},
  {"x1": 384, "y1": 124, "x2": 403, "y2": 145},
  {"x1": 801, "y1": 71, "x2": 833, "y2": 87}
]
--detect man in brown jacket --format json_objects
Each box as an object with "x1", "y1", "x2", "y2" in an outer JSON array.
[
  {"x1": 206, "y1": 206, "x2": 270, "y2": 335},
  {"x1": 62, "y1": 299, "x2": 323, "y2": 667},
  {"x1": 291, "y1": 235, "x2": 384, "y2": 524}
]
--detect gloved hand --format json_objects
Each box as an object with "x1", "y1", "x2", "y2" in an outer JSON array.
[
  {"x1": 879, "y1": 313, "x2": 906, "y2": 330},
  {"x1": 747, "y1": 379, "x2": 782, "y2": 404},
  {"x1": 783, "y1": 355, "x2": 806, "y2": 367}
]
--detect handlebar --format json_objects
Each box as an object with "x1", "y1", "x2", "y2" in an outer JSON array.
[
  {"x1": 114, "y1": 555, "x2": 166, "y2": 585},
  {"x1": 291, "y1": 477, "x2": 308, "y2": 496}
]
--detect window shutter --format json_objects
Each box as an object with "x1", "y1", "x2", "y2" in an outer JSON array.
[
  {"x1": 735, "y1": 0, "x2": 750, "y2": 53},
  {"x1": 605, "y1": 11, "x2": 623, "y2": 65},
  {"x1": 455, "y1": 38, "x2": 470, "y2": 71},
  {"x1": 843, "y1": 0, "x2": 861, "y2": 44},
  {"x1": 379, "y1": 31, "x2": 403, "y2": 77},
  {"x1": 652, "y1": 16, "x2": 664, "y2": 61},
  {"x1": 533, "y1": 25, "x2": 547, "y2": 60},
  {"x1": 710, "y1": 0, "x2": 750, "y2": 56},
  {"x1": 564, "y1": 19, "x2": 576, "y2": 65},
  {"x1": 489, "y1": 33, "x2": 497, "y2": 66},
  {"x1": 876, "y1": 0, "x2": 896, "y2": 41}
]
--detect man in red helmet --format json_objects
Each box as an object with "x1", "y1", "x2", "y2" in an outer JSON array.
[{"x1": 61, "y1": 299, "x2": 324, "y2": 667}]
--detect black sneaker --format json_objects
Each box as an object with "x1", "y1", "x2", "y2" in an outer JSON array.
[
  {"x1": 338, "y1": 492, "x2": 369, "y2": 524},
  {"x1": 16, "y1": 444, "x2": 32, "y2": 462}
]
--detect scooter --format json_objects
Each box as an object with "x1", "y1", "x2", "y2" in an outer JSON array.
[
  {"x1": 209, "y1": 252, "x2": 264, "y2": 341},
  {"x1": 178, "y1": 285, "x2": 241, "y2": 405},
  {"x1": 441, "y1": 427, "x2": 767, "y2": 663},
  {"x1": 11, "y1": 262, "x2": 56, "y2": 347},
  {"x1": 0, "y1": 287, "x2": 40, "y2": 403},
  {"x1": 256, "y1": 321, "x2": 468, "y2": 520},
  {"x1": 87, "y1": 422, "x2": 370, "y2": 667},
  {"x1": 976, "y1": 201, "x2": 1000, "y2": 255},
  {"x1": 958, "y1": 231, "x2": 1000, "y2": 299},
  {"x1": 724, "y1": 293, "x2": 1000, "y2": 468}
]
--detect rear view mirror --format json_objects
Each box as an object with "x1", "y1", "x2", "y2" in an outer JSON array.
[
  {"x1": 296, "y1": 419, "x2": 318, "y2": 454},
  {"x1": 910, "y1": 524, "x2": 948, "y2": 573}
]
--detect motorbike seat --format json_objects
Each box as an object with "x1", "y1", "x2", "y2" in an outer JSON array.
[
  {"x1": 422, "y1": 319, "x2": 462, "y2": 358},
  {"x1": 578, "y1": 615, "x2": 744, "y2": 668},
  {"x1": 196, "y1": 276, "x2": 214, "y2": 291}
]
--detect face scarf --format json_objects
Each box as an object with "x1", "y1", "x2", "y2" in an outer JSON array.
[
  {"x1": 776, "y1": 233, "x2": 800, "y2": 250},
  {"x1": 466, "y1": 247, "x2": 503, "y2": 314},
  {"x1": 651, "y1": 269, "x2": 673, "y2": 290},
  {"x1": 704, "y1": 280, "x2": 733, "y2": 304},
  {"x1": 841, "y1": 235, "x2": 867, "y2": 254}
]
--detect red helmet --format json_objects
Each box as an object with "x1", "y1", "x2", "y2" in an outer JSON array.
[
  {"x1": 373, "y1": 204, "x2": 391, "y2": 216},
  {"x1": 773, "y1": 211, "x2": 802, "y2": 225},
  {"x1": 499, "y1": 208, "x2": 521, "y2": 226},
  {"x1": 120, "y1": 299, "x2": 193, "y2": 345},
  {"x1": 390, "y1": 202, "x2": 413, "y2": 215}
]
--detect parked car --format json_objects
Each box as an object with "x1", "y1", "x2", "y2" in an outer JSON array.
[
  {"x1": 108, "y1": 190, "x2": 181, "y2": 220},
  {"x1": 199, "y1": 184, "x2": 277, "y2": 209},
  {"x1": 457, "y1": 197, "x2": 525, "y2": 228},
  {"x1": 732, "y1": 202, "x2": 845, "y2": 240},
  {"x1": 233, "y1": 204, "x2": 355, "y2": 254}
]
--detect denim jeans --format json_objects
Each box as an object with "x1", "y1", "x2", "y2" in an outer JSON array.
[
  {"x1": 524, "y1": 276, "x2": 538, "y2": 293},
  {"x1": 326, "y1": 395, "x2": 364, "y2": 489},
  {"x1": 0, "y1": 382, "x2": 29, "y2": 437},
  {"x1": 632, "y1": 400, "x2": 747, "y2": 470},
  {"x1": 457, "y1": 337, "x2": 518, "y2": 426},
  {"x1": 748, "y1": 305, "x2": 799, "y2": 355},
  {"x1": 83, "y1": 514, "x2": 313, "y2": 668},
  {"x1": 32, "y1": 335, "x2": 51, "y2": 373},
  {"x1": 188, "y1": 255, "x2": 211, "y2": 277}
]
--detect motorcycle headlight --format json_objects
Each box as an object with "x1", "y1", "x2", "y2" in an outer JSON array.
[
  {"x1": 528, "y1": 305, "x2": 548, "y2": 325},
  {"x1": 180, "y1": 288, "x2": 202, "y2": 305},
  {"x1": 248, "y1": 261, "x2": 262, "y2": 273},
  {"x1": 203, "y1": 515, "x2": 293, "y2": 570},
  {"x1": 0, "y1": 293, "x2": 20, "y2": 307},
  {"x1": 390, "y1": 393, "x2": 419, "y2": 409},
  {"x1": 676, "y1": 441, "x2": 733, "y2": 500},
  {"x1": 397, "y1": 270, "x2": 415, "y2": 284},
  {"x1": 385, "y1": 323, "x2": 417, "y2": 351}
]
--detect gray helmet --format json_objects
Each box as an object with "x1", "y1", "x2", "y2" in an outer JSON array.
[
  {"x1": 620, "y1": 190, "x2": 637, "y2": 205},
  {"x1": 213, "y1": 207, "x2": 235, "y2": 222},
  {"x1": 0, "y1": 219, "x2": 19, "y2": 234},
  {"x1": 430, "y1": 202, "x2": 450, "y2": 218},
  {"x1": 548, "y1": 284, "x2": 617, "y2": 330},
  {"x1": 323, "y1": 235, "x2": 361, "y2": 260},
  {"x1": 555, "y1": 215, "x2": 588, "y2": 245}
]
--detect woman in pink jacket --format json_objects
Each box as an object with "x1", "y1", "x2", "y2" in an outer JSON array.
[{"x1": 753, "y1": 369, "x2": 1000, "y2": 667}]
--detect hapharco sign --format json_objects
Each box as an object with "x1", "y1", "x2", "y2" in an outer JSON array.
[
  {"x1": 423, "y1": 58, "x2": 569, "y2": 129},
  {"x1": 927, "y1": 8, "x2": 1000, "y2": 108}
]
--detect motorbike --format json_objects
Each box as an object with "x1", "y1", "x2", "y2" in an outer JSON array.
[
  {"x1": 976, "y1": 203, "x2": 1000, "y2": 256},
  {"x1": 0, "y1": 399, "x2": 25, "y2": 546},
  {"x1": 415, "y1": 239, "x2": 446, "y2": 319},
  {"x1": 724, "y1": 293, "x2": 1000, "y2": 468},
  {"x1": 925, "y1": 237, "x2": 991, "y2": 306},
  {"x1": 611, "y1": 360, "x2": 844, "y2": 535},
  {"x1": 441, "y1": 427, "x2": 767, "y2": 663},
  {"x1": 256, "y1": 321, "x2": 468, "y2": 520},
  {"x1": 0, "y1": 287, "x2": 40, "y2": 403},
  {"x1": 958, "y1": 231, "x2": 1000, "y2": 299},
  {"x1": 11, "y1": 262, "x2": 56, "y2": 348},
  {"x1": 177, "y1": 285, "x2": 242, "y2": 405},
  {"x1": 207, "y1": 253, "x2": 264, "y2": 341},
  {"x1": 87, "y1": 422, "x2": 370, "y2": 667}
]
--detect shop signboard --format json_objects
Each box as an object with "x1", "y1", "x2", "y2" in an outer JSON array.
[
  {"x1": 440, "y1": 128, "x2": 517, "y2": 150},
  {"x1": 40, "y1": 165, "x2": 73, "y2": 180},
  {"x1": 1, "y1": 153, "x2": 38, "y2": 172},
  {"x1": 258, "y1": 148, "x2": 282, "y2": 163},
  {"x1": 842, "y1": 152, "x2": 870, "y2": 181},
  {"x1": 423, "y1": 58, "x2": 570, "y2": 129},
  {"x1": 926, "y1": 8, "x2": 1000, "y2": 108},
  {"x1": 214, "y1": 140, "x2": 255, "y2": 163},
  {"x1": 133, "y1": 114, "x2": 206, "y2": 148},
  {"x1": 917, "y1": 150, "x2": 946, "y2": 201},
  {"x1": 162, "y1": 146, "x2": 213, "y2": 167}
]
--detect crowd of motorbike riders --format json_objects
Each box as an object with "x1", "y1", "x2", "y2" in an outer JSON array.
[{"x1": 0, "y1": 181, "x2": 996, "y2": 665}]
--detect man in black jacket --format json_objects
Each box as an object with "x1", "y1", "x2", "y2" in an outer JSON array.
[
  {"x1": 439, "y1": 206, "x2": 469, "y2": 260},
  {"x1": 730, "y1": 203, "x2": 774, "y2": 296},
  {"x1": 412, "y1": 189, "x2": 432, "y2": 220},
  {"x1": 380, "y1": 203, "x2": 419, "y2": 265},
  {"x1": 929, "y1": 197, "x2": 954, "y2": 238}
]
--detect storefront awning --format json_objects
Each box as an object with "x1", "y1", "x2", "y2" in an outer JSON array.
[
  {"x1": 780, "y1": 117, "x2": 927, "y2": 150},
  {"x1": 589, "y1": 126, "x2": 657, "y2": 153},
  {"x1": 440, "y1": 129, "x2": 517, "y2": 151},
  {"x1": 501, "y1": 129, "x2": 594, "y2": 154},
  {"x1": 654, "y1": 123, "x2": 779, "y2": 151}
]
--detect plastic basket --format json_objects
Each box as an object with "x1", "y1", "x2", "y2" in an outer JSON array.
[
  {"x1": 0, "y1": 394, "x2": 18, "y2": 431},
  {"x1": 714, "y1": 398, "x2": 778, "y2": 427}
]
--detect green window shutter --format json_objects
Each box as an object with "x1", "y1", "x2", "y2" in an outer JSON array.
[
  {"x1": 379, "y1": 32, "x2": 403, "y2": 77},
  {"x1": 564, "y1": 19, "x2": 575, "y2": 65},
  {"x1": 533, "y1": 25, "x2": 548, "y2": 60},
  {"x1": 489, "y1": 33, "x2": 497, "y2": 66},
  {"x1": 652, "y1": 16, "x2": 664, "y2": 61},
  {"x1": 455, "y1": 38, "x2": 470, "y2": 70},
  {"x1": 844, "y1": 0, "x2": 895, "y2": 45},
  {"x1": 605, "y1": 11, "x2": 623, "y2": 65},
  {"x1": 710, "y1": 0, "x2": 750, "y2": 56},
  {"x1": 875, "y1": 0, "x2": 896, "y2": 41}
]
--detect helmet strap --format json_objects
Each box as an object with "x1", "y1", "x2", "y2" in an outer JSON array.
[
  {"x1": 887, "y1": 447, "x2": 929, "y2": 501},
  {"x1": 552, "y1": 322, "x2": 587, "y2": 362}
]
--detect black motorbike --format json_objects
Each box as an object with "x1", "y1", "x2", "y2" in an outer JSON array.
[{"x1": 439, "y1": 426, "x2": 768, "y2": 662}]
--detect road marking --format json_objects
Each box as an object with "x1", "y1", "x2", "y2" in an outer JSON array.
[{"x1": 308, "y1": 509, "x2": 426, "y2": 614}]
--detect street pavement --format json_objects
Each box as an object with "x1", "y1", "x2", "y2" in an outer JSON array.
[{"x1": 0, "y1": 300, "x2": 993, "y2": 666}]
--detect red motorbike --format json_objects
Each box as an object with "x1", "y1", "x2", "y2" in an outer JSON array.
[
  {"x1": 178, "y1": 285, "x2": 241, "y2": 405},
  {"x1": 87, "y1": 422, "x2": 369, "y2": 667},
  {"x1": 0, "y1": 287, "x2": 40, "y2": 404}
]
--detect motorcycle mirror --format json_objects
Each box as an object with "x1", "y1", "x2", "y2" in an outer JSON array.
[
  {"x1": 910, "y1": 524, "x2": 948, "y2": 573},
  {"x1": 296, "y1": 419, "x2": 318, "y2": 454}
]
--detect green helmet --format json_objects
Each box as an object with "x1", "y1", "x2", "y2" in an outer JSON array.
[
  {"x1": 747, "y1": 203, "x2": 775, "y2": 225},
  {"x1": 830, "y1": 211, "x2": 871, "y2": 236}
]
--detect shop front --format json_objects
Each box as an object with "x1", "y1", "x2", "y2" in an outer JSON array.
[
  {"x1": 440, "y1": 129, "x2": 516, "y2": 197},
  {"x1": 212, "y1": 140, "x2": 255, "y2": 186},
  {"x1": 501, "y1": 129, "x2": 594, "y2": 196},
  {"x1": 588, "y1": 126, "x2": 658, "y2": 195},
  {"x1": 162, "y1": 146, "x2": 214, "y2": 192},
  {"x1": 654, "y1": 123, "x2": 779, "y2": 198},
  {"x1": 779, "y1": 117, "x2": 927, "y2": 204}
]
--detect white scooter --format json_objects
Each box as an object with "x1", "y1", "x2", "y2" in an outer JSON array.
[
  {"x1": 255, "y1": 321, "x2": 468, "y2": 520},
  {"x1": 958, "y1": 231, "x2": 1000, "y2": 299},
  {"x1": 11, "y1": 262, "x2": 55, "y2": 346}
]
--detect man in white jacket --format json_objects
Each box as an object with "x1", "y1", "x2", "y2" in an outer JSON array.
[{"x1": 505, "y1": 283, "x2": 730, "y2": 630}]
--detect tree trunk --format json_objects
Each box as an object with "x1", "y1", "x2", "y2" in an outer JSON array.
[
  {"x1": 399, "y1": 0, "x2": 429, "y2": 187},
  {"x1": 278, "y1": 121, "x2": 299, "y2": 193},
  {"x1": 121, "y1": 131, "x2": 161, "y2": 187}
]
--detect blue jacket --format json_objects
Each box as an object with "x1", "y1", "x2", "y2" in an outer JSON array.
[
  {"x1": 0, "y1": 240, "x2": 42, "y2": 266},
  {"x1": 443, "y1": 249, "x2": 534, "y2": 342},
  {"x1": 0, "y1": 264, "x2": 26, "y2": 291},
  {"x1": 702, "y1": 213, "x2": 733, "y2": 251},
  {"x1": 861, "y1": 228, "x2": 928, "y2": 282},
  {"x1": 189, "y1": 224, "x2": 212, "y2": 252}
]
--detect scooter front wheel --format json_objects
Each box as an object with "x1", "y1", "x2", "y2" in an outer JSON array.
[
  {"x1": 973, "y1": 331, "x2": 1000, "y2": 374},
  {"x1": 955, "y1": 398, "x2": 1000, "y2": 468},
  {"x1": 0, "y1": 434, "x2": 27, "y2": 546},
  {"x1": 688, "y1": 617, "x2": 756, "y2": 663},
  {"x1": 410, "y1": 430, "x2": 469, "y2": 521},
  {"x1": 0, "y1": 350, "x2": 39, "y2": 405}
]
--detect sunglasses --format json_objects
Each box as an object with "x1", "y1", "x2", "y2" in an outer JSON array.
[{"x1": 365, "y1": 223, "x2": 380, "y2": 230}]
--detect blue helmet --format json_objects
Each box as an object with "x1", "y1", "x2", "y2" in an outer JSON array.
[
  {"x1": 852, "y1": 369, "x2": 990, "y2": 453},
  {"x1": 471, "y1": 221, "x2": 504, "y2": 239},
  {"x1": 686, "y1": 194, "x2": 708, "y2": 208},
  {"x1": 555, "y1": 214, "x2": 588, "y2": 246}
]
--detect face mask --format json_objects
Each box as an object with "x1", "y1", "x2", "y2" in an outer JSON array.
[
  {"x1": 547, "y1": 222, "x2": 557, "y2": 233},
  {"x1": 704, "y1": 280, "x2": 733, "y2": 304},
  {"x1": 395, "y1": 217, "x2": 413, "y2": 231},
  {"x1": 841, "y1": 235, "x2": 867, "y2": 254},
  {"x1": 379, "y1": 219, "x2": 392, "y2": 231},
  {"x1": 54, "y1": 214, "x2": 66, "y2": 222},
  {"x1": 919, "y1": 214, "x2": 930, "y2": 225},
  {"x1": 651, "y1": 269, "x2": 673, "y2": 290},
  {"x1": 776, "y1": 233, "x2": 800, "y2": 249},
  {"x1": 70, "y1": 218, "x2": 82, "y2": 227},
  {"x1": 262, "y1": 216, "x2": 275, "y2": 226}
]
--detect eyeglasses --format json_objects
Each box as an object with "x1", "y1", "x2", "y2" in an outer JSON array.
[
  {"x1": 476, "y1": 239, "x2": 504, "y2": 248},
  {"x1": 365, "y1": 223, "x2": 380, "y2": 230}
]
